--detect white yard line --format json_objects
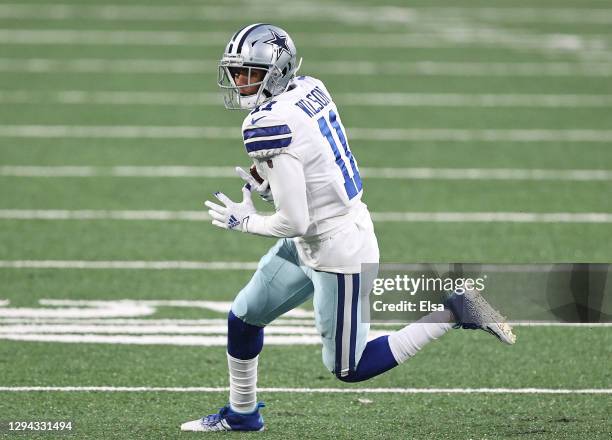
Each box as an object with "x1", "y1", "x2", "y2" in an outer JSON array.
[
  {"x1": 0, "y1": 386, "x2": 609, "y2": 394},
  {"x1": 0, "y1": 260, "x2": 258, "y2": 270},
  {"x1": 4, "y1": 91, "x2": 612, "y2": 108},
  {"x1": 2, "y1": 166, "x2": 612, "y2": 181},
  {"x1": 1, "y1": 210, "x2": 612, "y2": 223},
  {"x1": 0, "y1": 324, "x2": 321, "y2": 335},
  {"x1": 370, "y1": 212, "x2": 612, "y2": 223},
  {"x1": 0, "y1": 300, "x2": 608, "y2": 330},
  {"x1": 0, "y1": 318, "x2": 608, "y2": 327},
  {"x1": 0, "y1": 29, "x2": 609, "y2": 53},
  {"x1": 2, "y1": 59, "x2": 612, "y2": 77},
  {"x1": 0, "y1": 125, "x2": 235, "y2": 139},
  {"x1": 0, "y1": 333, "x2": 324, "y2": 345},
  {"x1": 0, "y1": 318, "x2": 313, "y2": 325},
  {"x1": 0, "y1": 4, "x2": 276, "y2": 21},
  {"x1": 0, "y1": 317, "x2": 608, "y2": 327},
  {"x1": 0, "y1": 166, "x2": 239, "y2": 177},
  {"x1": 1, "y1": 4, "x2": 612, "y2": 25},
  {"x1": 0, "y1": 90, "x2": 221, "y2": 106},
  {"x1": 0, "y1": 30, "x2": 228, "y2": 46},
  {"x1": 509, "y1": 322, "x2": 612, "y2": 327},
  {"x1": 0, "y1": 58, "x2": 215, "y2": 74},
  {"x1": 348, "y1": 128, "x2": 612, "y2": 142},
  {"x1": 379, "y1": 263, "x2": 607, "y2": 274},
  {"x1": 2, "y1": 125, "x2": 612, "y2": 142},
  {"x1": 361, "y1": 168, "x2": 612, "y2": 181},
  {"x1": 0, "y1": 210, "x2": 213, "y2": 221},
  {"x1": 0, "y1": 299, "x2": 313, "y2": 320},
  {"x1": 339, "y1": 93, "x2": 612, "y2": 107},
  {"x1": 425, "y1": 7, "x2": 612, "y2": 25}
]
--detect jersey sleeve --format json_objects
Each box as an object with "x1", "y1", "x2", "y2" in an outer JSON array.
[{"x1": 241, "y1": 106, "x2": 294, "y2": 160}]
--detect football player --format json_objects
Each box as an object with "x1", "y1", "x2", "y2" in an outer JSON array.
[{"x1": 181, "y1": 24, "x2": 516, "y2": 432}]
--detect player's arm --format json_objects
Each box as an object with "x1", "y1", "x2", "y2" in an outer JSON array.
[
  {"x1": 204, "y1": 153, "x2": 308, "y2": 238},
  {"x1": 204, "y1": 106, "x2": 310, "y2": 236},
  {"x1": 244, "y1": 153, "x2": 308, "y2": 237}
]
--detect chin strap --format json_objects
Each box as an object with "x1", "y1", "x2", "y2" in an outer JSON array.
[{"x1": 293, "y1": 57, "x2": 303, "y2": 76}]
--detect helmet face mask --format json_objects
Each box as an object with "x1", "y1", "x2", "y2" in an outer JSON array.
[
  {"x1": 217, "y1": 24, "x2": 301, "y2": 110},
  {"x1": 218, "y1": 63, "x2": 271, "y2": 110}
]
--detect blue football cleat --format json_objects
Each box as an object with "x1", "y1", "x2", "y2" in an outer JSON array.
[
  {"x1": 445, "y1": 290, "x2": 516, "y2": 345},
  {"x1": 180, "y1": 403, "x2": 265, "y2": 432}
]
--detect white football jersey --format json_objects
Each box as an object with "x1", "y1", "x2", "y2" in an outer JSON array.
[{"x1": 241, "y1": 76, "x2": 379, "y2": 273}]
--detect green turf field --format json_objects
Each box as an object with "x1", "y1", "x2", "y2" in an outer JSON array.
[{"x1": 1, "y1": 0, "x2": 611, "y2": 438}]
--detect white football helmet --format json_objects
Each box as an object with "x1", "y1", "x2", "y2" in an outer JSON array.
[{"x1": 218, "y1": 24, "x2": 302, "y2": 110}]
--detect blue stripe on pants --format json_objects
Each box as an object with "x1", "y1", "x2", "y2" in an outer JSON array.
[
  {"x1": 335, "y1": 274, "x2": 361, "y2": 377},
  {"x1": 348, "y1": 273, "x2": 360, "y2": 372},
  {"x1": 335, "y1": 274, "x2": 345, "y2": 375}
]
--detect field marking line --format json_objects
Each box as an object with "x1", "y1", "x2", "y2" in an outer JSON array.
[
  {"x1": 380, "y1": 263, "x2": 610, "y2": 274},
  {"x1": 34, "y1": 299, "x2": 311, "y2": 319},
  {"x1": 0, "y1": 210, "x2": 214, "y2": 221},
  {"x1": 0, "y1": 318, "x2": 317, "y2": 325},
  {"x1": 0, "y1": 386, "x2": 609, "y2": 394},
  {"x1": 359, "y1": 168, "x2": 612, "y2": 180},
  {"x1": 0, "y1": 29, "x2": 610, "y2": 53},
  {"x1": 0, "y1": 58, "x2": 216, "y2": 74},
  {"x1": 0, "y1": 300, "x2": 608, "y2": 330},
  {"x1": 4, "y1": 90, "x2": 612, "y2": 107},
  {"x1": 0, "y1": 318, "x2": 609, "y2": 327},
  {"x1": 1, "y1": 3, "x2": 612, "y2": 24},
  {"x1": 6, "y1": 323, "x2": 611, "y2": 335},
  {"x1": 0, "y1": 317, "x2": 609, "y2": 327},
  {"x1": 340, "y1": 93, "x2": 612, "y2": 107},
  {"x1": 509, "y1": 322, "x2": 612, "y2": 327},
  {"x1": 0, "y1": 333, "x2": 325, "y2": 345},
  {"x1": 2, "y1": 125, "x2": 612, "y2": 142},
  {"x1": 0, "y1": 299, "x2": 313, "y2": 320},
  {"x1": 1, "y1": 211, "x2": 611, "y2": 223},
  {"x1": 2, "y1": 59, "x2": 612, "y2": 77},
  {"x1": 3, "y1": 254, "x2": 612, "y2": 274},
  {"x1": 0, "y1": 125, "x2": 236, "y2": 139},
  {"x1": 0, "y1": 323, "x2": 608, "y2": 334},
  {"x1": 0, "y1": 302, "x2": 156, "y2": 318},
  {"x1": 2, "y1": 166, "x2": 612, "y2": 181},
  {"x1": 422, "y1": 7, "x2": 612, "y2": 24},
  {"x1": 0, "y1": 260, "x2": 258, "y2": 270},
  {"x1": 0, "y1": 324, "x2": 321, "y2": 335},
  {"x1": 0, "y1": 90, "x2": 221, "y2": 106},
  {"x1": 370, "y1": 212, "x2": 612, "y2": 223}
]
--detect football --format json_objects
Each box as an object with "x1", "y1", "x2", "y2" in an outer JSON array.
[{"x1": 249, "y1": 164, "x2": 264, "y2": 184}]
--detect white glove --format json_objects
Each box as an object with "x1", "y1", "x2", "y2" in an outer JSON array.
[
  {"x1": 204, "y1": 185, "x2": 256, "y2": 232},
  {"x1": 235, "y1": 166, "x2": 274, "y2": 203}
]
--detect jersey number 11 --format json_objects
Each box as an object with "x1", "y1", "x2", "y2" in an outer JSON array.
[{"x1": 317, "y1": 110, "x2": 363, "y2": 200}]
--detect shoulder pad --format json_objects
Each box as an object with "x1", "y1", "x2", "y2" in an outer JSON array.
[{"x1": 241, "y1": 105, "x2": 293, "y2": 159}]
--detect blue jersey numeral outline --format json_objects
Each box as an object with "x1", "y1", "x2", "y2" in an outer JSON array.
[{"x1": 317, "y1": 110, "x2": 362, "y2": 200}]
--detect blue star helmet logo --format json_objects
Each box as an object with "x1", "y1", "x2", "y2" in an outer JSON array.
[{"x1": 263, "y1": 29, "x2": 291, "y2": 58}]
